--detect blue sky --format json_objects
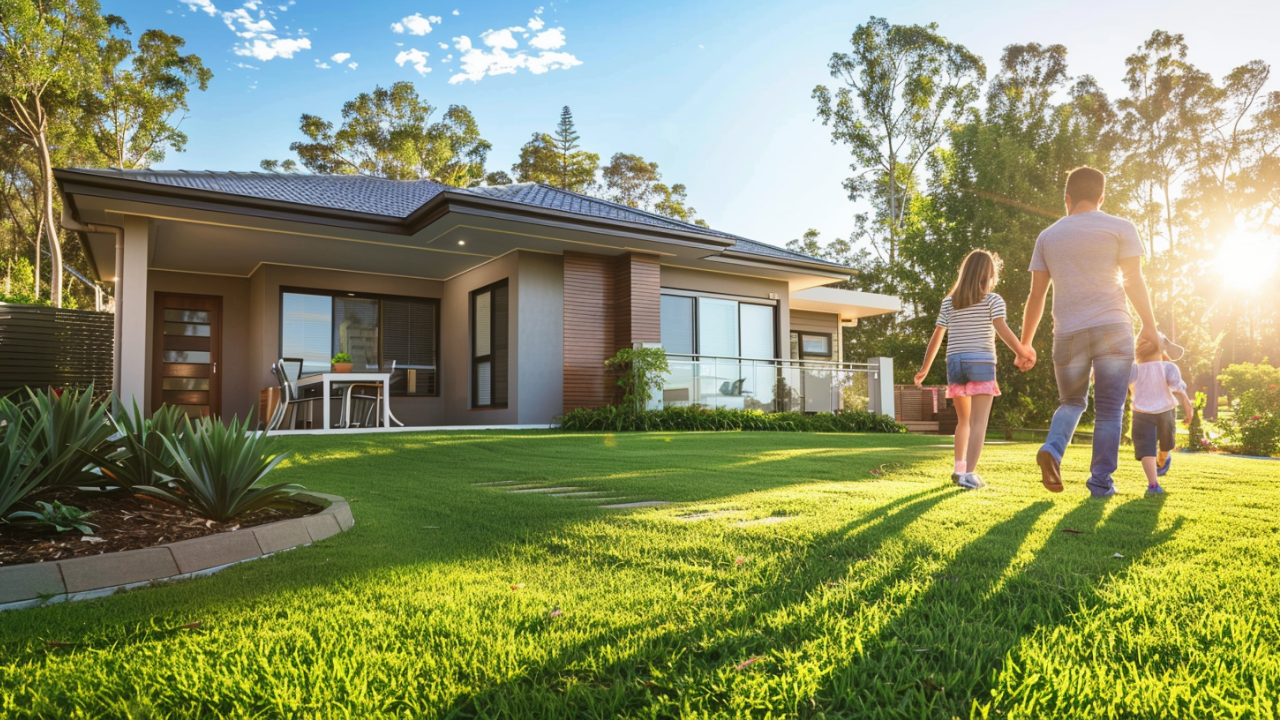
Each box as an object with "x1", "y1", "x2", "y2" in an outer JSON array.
[{"x1": 105, "y1": 0, "x2": 1280, "y2": 249}]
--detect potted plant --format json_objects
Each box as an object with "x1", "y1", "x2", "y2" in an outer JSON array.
[{"x1": 331, "y1": 353, "x2": 353, "y2": 373}]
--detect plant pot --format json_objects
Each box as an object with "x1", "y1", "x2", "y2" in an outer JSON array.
[{"x1": 331, "y1": 363, "x2": 353, "y2": 373}]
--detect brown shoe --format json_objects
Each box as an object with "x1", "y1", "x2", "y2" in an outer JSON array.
[{"x1": 1038, "y1": 450, "x2": 1063, "y2": 493}]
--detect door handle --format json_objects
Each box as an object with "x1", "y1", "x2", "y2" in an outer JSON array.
[{"x1": 212, "y1": 362, "x2": 217, "y2": 374}]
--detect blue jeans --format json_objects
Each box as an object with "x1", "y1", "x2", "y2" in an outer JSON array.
[{"x1": 1040, "y1": 322, "x2": 1134, "y2": 496}]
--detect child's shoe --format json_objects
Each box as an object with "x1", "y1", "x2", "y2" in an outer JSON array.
[
  {"x1": 958, "y1": 473, "x2": 986, "y2": 490},
  {"x1": 1157, "y1": 454, "x2": 1172, "y2": 477},
  {"x1": 1146, "y1": 484, "x2": 1165, "y2": 495}
]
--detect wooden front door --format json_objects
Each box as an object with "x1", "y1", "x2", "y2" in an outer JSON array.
[{"x1": 152, "y1": 293, "x2": 222, "y2": 417}]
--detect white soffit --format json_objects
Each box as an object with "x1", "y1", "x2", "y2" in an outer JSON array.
[{"x1": 789, "y1": 286, "x2": 901, "y2": 319}]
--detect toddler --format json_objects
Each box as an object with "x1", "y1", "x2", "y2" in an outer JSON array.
[{"x1": 1130, "y1": 334, "x2": 1192, "y2": 494}]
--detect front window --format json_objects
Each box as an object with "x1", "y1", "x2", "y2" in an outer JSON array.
[
  {"x1": 471, "y1": 280, "x2": 509, "y2": 408},
  {"x1": 659, "y1": 291, "x2": 777, "y2": 410},
  {"x1": 280, "y1": 290, "x2": 439, "y2": 396}
]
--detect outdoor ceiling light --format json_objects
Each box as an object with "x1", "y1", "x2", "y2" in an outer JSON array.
[{"x1": 458, "y1": 239, "x2": 466, "y2": 246}]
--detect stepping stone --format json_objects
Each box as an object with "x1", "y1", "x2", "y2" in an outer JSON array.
[
  {"x1": 598, "y1": 500, "x2": 669, "y2": 509},
  {"x1": 675, "y1": 510, "x2": 738, "y2": 522},
  {"x1": 548, "y1": 490, "x2": 605, "y2": 497},
  {"x1": 507, "y1": 486, "x2": 580, "y2": 494},
  {"x1": 735, "y1": 516, "x2": 796, "y2": 527}
]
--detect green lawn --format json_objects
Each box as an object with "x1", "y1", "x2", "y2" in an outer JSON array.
[{"x1": 1, "y1": 431, "x2": 1278, "y2": 719}]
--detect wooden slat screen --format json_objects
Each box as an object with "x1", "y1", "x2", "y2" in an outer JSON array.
[
  {"x1": 562, "y1": 251, "x2": 661, "y2": 412},
  {"x1": 0, "y1": 305, "x2": 113, "y2": 399}
]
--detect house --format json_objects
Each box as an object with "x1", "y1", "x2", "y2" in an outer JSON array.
[{"x1": 55, "y1": 169, "x2": 901, "y2": 429}]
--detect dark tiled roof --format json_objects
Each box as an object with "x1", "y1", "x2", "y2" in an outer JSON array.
[
  {"x1": 61, "y1": 169, "x2": 845, "y2": 269},
  {"x1": 465, "y1": 183, "x2": 743, "y2": 241},
  {"x1": 63, "y1": 169, "x2": 450, "y2": 218}
]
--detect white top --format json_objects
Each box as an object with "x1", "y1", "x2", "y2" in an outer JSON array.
[
  {"x1": 1129, "y1": 361, "x2": 1186, "y2": 414},
  {"x1": 936, "y1": 293, "x2": 1006, "y2": 357},
  {"x1": 1029, "y1": 211, "x2": 1145, "y2": 336}
]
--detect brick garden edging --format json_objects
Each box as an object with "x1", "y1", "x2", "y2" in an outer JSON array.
[{"x1": 0, "y1": 492, "x2": 353, "y2": 612}]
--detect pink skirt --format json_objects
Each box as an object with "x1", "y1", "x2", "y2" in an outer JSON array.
[{"x1": 947, "y1": 380, "x2": 1002, "y2": 398}]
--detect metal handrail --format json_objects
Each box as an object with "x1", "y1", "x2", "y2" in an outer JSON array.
[{"x1": 663, "y1": 353, "x2": 876, "y2": 370}]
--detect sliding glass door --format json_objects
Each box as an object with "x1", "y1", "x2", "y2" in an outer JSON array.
[{"x1": 660, "y1": 293, "x2": 776, "y2": 410}]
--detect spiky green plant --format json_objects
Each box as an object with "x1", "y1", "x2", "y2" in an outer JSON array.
[
  {"x1": 138, "y1": 415, "x2": 300, "y2": 522},
  {"x1": 20, "y1": 385, "x2": 114, "y2": 487},
  {"x1": 83, "y1": 401, "x2": 187, "y2": 489},
  {"x1": 0, "y1": 408, "x2": 56, "y2": 517}
]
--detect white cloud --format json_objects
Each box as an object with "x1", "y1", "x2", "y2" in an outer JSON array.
[
  {"x1": 207, "y1": 1, "x2": 309, "y2": 61},
  {"x1": 438, "y1": 41, "x2": 449, "y2": 49},
  {"x1": 348, "y1": 62, "x2": 358, "y2": 69},
  {"x1": 395, "y1": 48, "x2": 432, "y2": 75},
  {"x1": 181, "y1": 0, "x2": 218, "y2": 16},
  {"x1": 528, "y1": 27, "x2": 564, "y2": 50},
  {"x1": 391, "y1": 13, "x2": 441, "y2": 35},
  {"x1": 315, "y1": 61, "x2": 330, "y2": 69},
  {"x1": 233, "y1": 61, "x2": 259, "y2": 69},
  {"x1": 447, "y1": 12, "x2": 581, "y2": 84},
  {"x1": 236, "y1": 36, "x2": 310, "y2": 60},
  {"x1": 330, "y1": 52, "x2": 351, "y2": 63},
  {"x1": 452, "y1": 9, "x2": 459, "y2": 15}
]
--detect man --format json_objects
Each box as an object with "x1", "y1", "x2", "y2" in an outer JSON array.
[{"x1": 1017, "y1": 166, "x2": 1160, "y2": 497}]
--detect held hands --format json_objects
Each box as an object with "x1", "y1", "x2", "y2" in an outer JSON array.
[
  {"x1": 1014, "y1": 344, "x2": 1037, "y2": 372},
  {"x1": 913, "y1": 369, "x2": 928, "y2": 387}
]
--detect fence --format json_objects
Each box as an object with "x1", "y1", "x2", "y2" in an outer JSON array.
[
  {"x1": 0, "y1": 304, "x2": 113, "y2": 399},
  {"x1": 661, "y1": 354, "x2": 894, "y2": 416}
]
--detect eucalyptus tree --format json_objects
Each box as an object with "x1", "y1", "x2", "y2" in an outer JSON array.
[
  {"x1": 602, "y1": 152, "x2": 661, "y2": 209},
  {"x1": 265, "y1": 82, "x2": 491, "y2": 186},
  {"x1": 813, "y1": 16, "x2": 985, "y2": 269},
  {"x1": 0, "y1": 0, "x2": 108, "y2": 306},
  {"x1": 90, "y1": 19, "x2": 212, "y2": 169}
]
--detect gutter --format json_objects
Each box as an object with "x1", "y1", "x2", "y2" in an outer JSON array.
[{"x1": 60, "y1": 206, "x2": 124, "y2": 404}]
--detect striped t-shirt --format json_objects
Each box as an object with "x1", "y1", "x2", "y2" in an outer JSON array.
[{"x1": 936, "y1": 293, "x2": 1006, "y2": 356}]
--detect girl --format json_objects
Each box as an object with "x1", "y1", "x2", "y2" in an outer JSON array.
[{"x1": 914, "y1": 250, "x2": 1030, "y2": 489}]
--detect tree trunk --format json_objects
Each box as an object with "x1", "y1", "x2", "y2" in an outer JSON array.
[{"x1": 35, "y1": 129, "x2": 63, "y2": 307}]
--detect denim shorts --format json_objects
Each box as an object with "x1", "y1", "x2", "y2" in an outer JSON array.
[
  {"x1": 946, "y1": 352, "x2": 997, "y2": 385},
  {"x1": 1132, "y1": 409, "x2": 1176, "y2": 460}
]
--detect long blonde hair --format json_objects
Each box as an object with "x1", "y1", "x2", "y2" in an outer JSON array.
[{"x1": 948, "y1": 250, "x2": 1003, "y2": 310}]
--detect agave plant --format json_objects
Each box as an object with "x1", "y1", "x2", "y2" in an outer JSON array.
[
  {"x1": 83, "y1": 401, "x2": 187, "y2": 490},
  {"x1": 137, "y1": 414, "x2": 301, "y2": 522},
  {"x1": 20, "y1": 385, "x2": 114, "y2": 487},
  {"x1": 0, "y1": 410, "x2": 56, "y2": 517}
]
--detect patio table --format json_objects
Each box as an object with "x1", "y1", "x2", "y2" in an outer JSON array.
[{"x1": 294, "y1": 372, "x2": 391, "y2": 430}]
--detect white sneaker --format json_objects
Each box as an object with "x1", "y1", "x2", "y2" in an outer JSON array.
[{"x1": 957, "y1": 472, "x2": 986, "y2": 490}]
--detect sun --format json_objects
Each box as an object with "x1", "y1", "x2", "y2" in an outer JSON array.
[{"x1": 1216, "y1": 230, "x2": 1280, "y2": 292}]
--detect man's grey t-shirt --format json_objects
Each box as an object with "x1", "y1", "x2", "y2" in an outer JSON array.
[{"x1": 1028, "y1": 211, "x2": 1145, "y2": 336}]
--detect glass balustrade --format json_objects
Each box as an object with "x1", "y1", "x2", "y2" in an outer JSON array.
[{"x1": 661, "y1": 354, "x2": 877, "y2": 414}]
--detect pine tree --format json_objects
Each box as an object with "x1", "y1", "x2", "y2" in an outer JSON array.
[{"x1": 512, "y1": 106, "x2": 598, "y2": 192}]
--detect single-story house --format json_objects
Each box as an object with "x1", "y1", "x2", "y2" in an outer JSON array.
[{"x1": 55, "y1": 169, "x2": 901, "y2": 429}]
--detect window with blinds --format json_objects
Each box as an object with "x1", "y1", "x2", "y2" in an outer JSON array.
[
  {"x1": 471, "y1": 280, "x2": 509, "y2": 408},
  {"x1": 280, "y1": 290, "x2": 439, "y2": 396}
]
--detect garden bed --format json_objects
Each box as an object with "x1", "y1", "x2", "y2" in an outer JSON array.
[{"x1": 0, "y1": 488, "x2": 322, "y2": 567}]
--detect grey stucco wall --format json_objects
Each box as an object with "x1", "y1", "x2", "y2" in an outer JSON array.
[
  {"x1": 516, "y1": 252, "x2": 564, "y2": 424},
  {"x1": 441, "y1": 252, "x2": 520, "y2": 425}
]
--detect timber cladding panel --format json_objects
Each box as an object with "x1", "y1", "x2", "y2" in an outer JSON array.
[
  {"x1": 0, "y1": 305, "x2": 113, "y2": 398},
  {"x1": 562, "y1": 251, "x2": 661, "y2": 412}
]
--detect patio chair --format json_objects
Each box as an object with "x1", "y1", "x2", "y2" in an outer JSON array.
[
  {"x1": 341, "y1": 360, "x2": 405, "y2": 428},
  {"x1": 267, "y1": 358, "x2": 324, "y2": 431}
]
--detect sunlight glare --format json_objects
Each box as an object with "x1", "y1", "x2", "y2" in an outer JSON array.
[{"x1": 1216, "y1": 230, "x2": 1280, "y2": 292}]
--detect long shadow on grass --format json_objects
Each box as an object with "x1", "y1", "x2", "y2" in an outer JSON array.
[{"x1": 443, "y1": 484, "x2": 959, "y2": 717}]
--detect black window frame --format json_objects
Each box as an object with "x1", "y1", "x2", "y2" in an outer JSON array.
[
  {"x1": 277, "y1": 286, "x2": 441, "y2": 397},
  {"x1": 470, "y1": 279, "x2": 509, "y2": 409},
  {"x1": 659, "y1": 289, "x2": 779, "y2": 359},
  {"x1": 794, "y1": 331, "x2": 834, "y2": 360}
]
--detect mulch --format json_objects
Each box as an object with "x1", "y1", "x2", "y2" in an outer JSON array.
[{"x1": 0, "y1": 487, "x2": 321, "y2": 567}]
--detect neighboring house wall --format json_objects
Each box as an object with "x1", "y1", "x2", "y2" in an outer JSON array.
[
  {"x1": 562, "y1": 251, "x2": 661, "y2": 412},
  {"x1": 789, "y1": 309, "x2": 842, "y2": 362}
]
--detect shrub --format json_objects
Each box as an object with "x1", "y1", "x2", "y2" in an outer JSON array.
[
  {"x1": 1217, "y1": 382, "x2": 1280, "y2": 457},
  {"x1": 1185, "y1": 392, "x2": 1213, "y2": 452},
  {"x1": 138, "y1": 414, "x2": 300, "y2": 522},
  {"x1": 603, "y1": 347, "x2": 670, "y2": 414},
  {"x1": 1218, "y1": 362, "x2": 1280, "y2": 401},
  {"x1": 84, "y1": 401, "x2": 187, "y2": 489},
  {"x1": 559, "y1": 405, "x2": 906, "y2": 434}
]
